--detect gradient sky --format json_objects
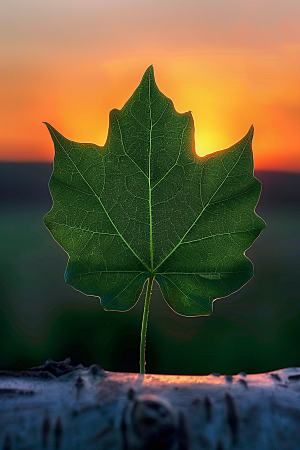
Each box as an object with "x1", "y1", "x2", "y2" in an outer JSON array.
[{"x1": 1, "y1": 0, "x2": 299, "y2": 171}]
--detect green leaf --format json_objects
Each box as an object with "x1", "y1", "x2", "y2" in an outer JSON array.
[{"x1": 44, "y1": 65, "x2": 265, "y2": 317}]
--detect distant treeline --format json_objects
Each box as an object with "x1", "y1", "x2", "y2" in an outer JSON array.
[{"x1": 0, "y1": 162, "x2": 299, "y2": 208}]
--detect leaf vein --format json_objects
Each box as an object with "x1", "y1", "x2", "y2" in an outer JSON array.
[
  {"x1": 161, "y1": 275, "x2": 212, "y2": 314},
  {"x1": 154, "y1": 131, "x2": 253, "y2": 272},
  {"x1": 50, "y1": 128, "x2": 150, "y2": 272}
]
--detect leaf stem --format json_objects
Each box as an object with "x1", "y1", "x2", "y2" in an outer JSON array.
[{"x1": 140, "y1": 275, "x2": 154, "y2": 374}]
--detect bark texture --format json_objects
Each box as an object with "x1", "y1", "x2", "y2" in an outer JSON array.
[{"x1": 1, "y1": 359, "x2": 300, "y2": 449}]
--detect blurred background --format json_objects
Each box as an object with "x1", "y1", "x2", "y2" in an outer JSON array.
[{"x1": 1, "y1": 0, "x2": 299, "y2": 375}]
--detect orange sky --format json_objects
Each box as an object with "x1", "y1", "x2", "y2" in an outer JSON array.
[{"x1": 1, "y1": 0, "x2": 299, "y2": 171}]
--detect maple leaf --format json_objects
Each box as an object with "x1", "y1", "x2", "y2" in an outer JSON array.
[{"x1": 44, "y1": 66, "x2": 265, "y2": 372}]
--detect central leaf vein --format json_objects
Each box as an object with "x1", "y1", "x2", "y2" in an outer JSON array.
[{"x1": 148, "y1": 71, "x2": 154, "y2": 272}]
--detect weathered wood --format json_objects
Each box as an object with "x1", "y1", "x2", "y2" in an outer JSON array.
[{"x1": 1, "y1": 359, "x2": 300, "y2": 449}]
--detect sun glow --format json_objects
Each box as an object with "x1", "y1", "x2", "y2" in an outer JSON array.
[
  {"x1": 194, "y1": 132, "x2": 228, "y2": 158},
  {"x1": 1, "y1": 45, "x2": 300, "y2": 170}
]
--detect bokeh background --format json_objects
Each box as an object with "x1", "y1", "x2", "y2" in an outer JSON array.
[{"x1": 1, "y1": 0, "x2": 299, "y2": 375}]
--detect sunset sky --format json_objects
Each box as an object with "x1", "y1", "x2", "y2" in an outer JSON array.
[{"x1": 1, "y1": 0, "x2": 299, "y2": 171}]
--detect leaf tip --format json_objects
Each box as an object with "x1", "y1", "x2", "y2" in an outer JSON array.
[
  {"x1": 146, "y1": 64, "x2": 154, "y2": 72},
  {"x1": 143, "y1": 64, "x2": 155, "y2": 80},
  {"x1": 43, "y1": 122, "x2": 65, "y2": 142},
  {"x1": 248, "y1": 124, "x2": 254, "y2": 138},
  {"x1": 43, "y1": 122, "x2": 54, "y2": 134}
]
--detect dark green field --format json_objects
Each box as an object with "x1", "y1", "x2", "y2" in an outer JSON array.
[{"x1": 0, "y1": 163, "x2": 299, "y2": 375}]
